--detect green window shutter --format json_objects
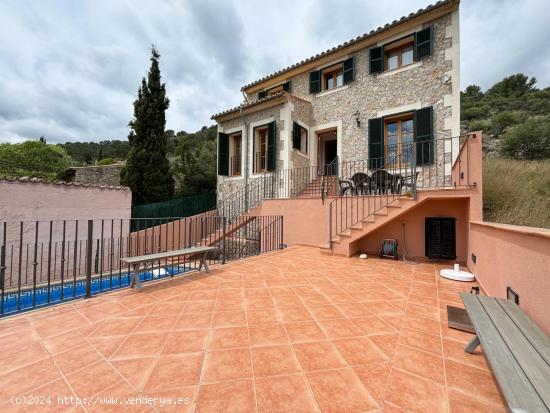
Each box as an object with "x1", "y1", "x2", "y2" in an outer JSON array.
[
  {"x1": 368, "y1": 117, "x2": 384, "y2": 169},
  {"x1": 369, "y1": 46, "x2": 384, "y2": 74},
  {"x1": 343, "y1": 57, "x2": 355, "y2": 84},
  {"x1": 414, "y1": 26, "x2": 433, "y2": 61},
  {"x1": 283, "y1": 81, "x2": 291, "y2": 92},
  {"x1": 414, "y1": 106, "x2": 434, "y2": 165},
  {"x1": 267, "y1": 121, "x2": 277, "y2": 171},
  {"x1": 218, "y1": 132, "x2": 229, "y2": 175},
  {"x1": 309, "y1": 70, "x2": 321, "y2": 94},
  {"x1": 258, "y1": 90, "x2": 267, "y2": 100},
  {"x1": 292, "y1": 122, "x2": 300, "y2": 149}
]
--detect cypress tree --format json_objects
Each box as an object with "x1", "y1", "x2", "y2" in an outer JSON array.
[{"x1": 121, "y1": 46, "x2": 174, "y2": 205}]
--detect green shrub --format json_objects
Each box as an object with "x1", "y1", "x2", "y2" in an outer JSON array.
[
  {"x1": 97, "y1": 157, "x2": 114, "y2": 165},
  {"x1": 490, "y1": 111, "x2": 528, "y2": 135},
  {"x1": 500, "y1": 115, "x2": 550, "y2": 160},
  {"x1": 467, "y1": 119, "x2": 491, "y2": 133}
]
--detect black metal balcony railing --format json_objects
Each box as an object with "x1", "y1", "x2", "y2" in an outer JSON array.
[
  {"x1": 217, "y1": 136, "x2": 472, "y2": 243},
  {"x1": 0, "y1": 215, "x2": 283, "y2": 317}
]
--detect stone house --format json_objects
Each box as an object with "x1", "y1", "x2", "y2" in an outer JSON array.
[{"x1": 212, "y1": 0, "x2": 460, "y2": 201}]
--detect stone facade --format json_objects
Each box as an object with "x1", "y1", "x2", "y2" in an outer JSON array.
[
  {"x1": 215, "y1": 6, "x2": 459, "y2": 201},
  {"x1": 72, "y1": 163, "x2": 125, "y2": 187}
]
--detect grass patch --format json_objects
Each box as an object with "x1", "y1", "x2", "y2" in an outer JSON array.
[{"x1": 483, "y1": 157, "x2": 550, "y2": 228}]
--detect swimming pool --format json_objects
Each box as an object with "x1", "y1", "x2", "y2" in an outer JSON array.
[{"x1": 1, "y1": 265, "x2": 189, "y2": 315}]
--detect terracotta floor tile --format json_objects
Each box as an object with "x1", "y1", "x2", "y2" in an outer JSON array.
[
  {"x1": 385, "y1": 368, "x2": 446, "y2": 413},
  {"x1": 332, "y1": 337, "x2": 387, "y2": 366},
  {"x1": 212, "y1": 310, "x2": 247, "y2": 328},
  {"x1": 352, "y1": 315, "x2": 396, "y2": 336},
  {"x1": 215, "y1": 298, "x2": 246, "y2": 311},
  {"x1": 111, "y1": 357, "x2": 157, "y2": 390},
  {"x1": 300, "y1": 294, "x2": 332, "y2": 307},
  {"x1": 66, "y1": 360, "x2": 122, "y2": 397},
  {"x1": 89, "y1": 316, "x2": 142, "y2": 337},
  {"x1": 247, "y1": 308, "x2": 281, "y2": 324},
  {"x1": 134, "y1": 315, "x2": 178, "y2": 333},
  {"x1": 402, "y1": 314, "x2": 441, "y2": 335},
  {"x1": 189, "y1": 290, "x2": 217, "y2": 301},
  {"x1": 393, "y1": 345, "x2": 445, "y2": 384},
  {"x1": 255, "y1": 374, "x2": 319, "y2": 413},
  {"x1": 249, "y1": 323, "x2": 289, "y2": 347},
  {"x1": 163, "y1": 329, "x2": 209, "y2": 354},
  {"x1": 306, "y1": 368, "x2": 379, "y2": 413},
  {"x1": 0, "y1": 358, "x2": 62, "y2": 402},
  {"x1": 208, "y1": 326, "x2": 249, "y2": 350},
  {"x1": 272, "y1": 295, "x2": 303, "y2": 308},
  {"x1": 175, "y1": 313, "x2": 212, "y2": 330},
  {"x1": 368, "y1": 333, "x2": 399, "y2": 358},
  {"x1": 293, "y1": 341, "x2": 347, "y2": 371},
  {"x1": 9, "y1": 378, "x2": 76, "y2": 413},
  {"x1": 183, "y1": 300, "x2": 215, "y2": 314},
  {"x1": 196, "y1": 379, "x2": 255, "y2": 413},
  {"x1": 43, "y1": 330, "x2": 88, "y2": 355},
  {"x1": 244, "y1": 287, "x2": 271, "y2": 298},
  {"x1": 353, "y1": 363, "x2": 392, "y2": 403},
  {"x1": 251, "y1": 345, "x2": 301, "y2": 377},
  {"x1": 447, "y1": 389, "x2": 506, "y2": 413},
  {"x1": 0, "y1": 340, "x2": 50, "y2": 373},
  {"x1": 334, "y1": 302, "x2": 374, "y2": 317},
  {"x1": 148, "y1": 301, "x2": 186, "y2": 316},
  {"x1": 285, "y1": 321, "x2": 327, "y2": 343},
  {"x1": 361, "y1": 300, "x2": 403, "y2": 315},
  {"x1": 406, "y1": 302, "x2": 440, "y2": 320},
  {"x1": 398, "y1": 328, "x2": 442, "y2": 356},
  {"x1": 53, "y1": 343, "x2": 103, "y2": 375},
  {"x1": 442, "y1": 337, "x2": 489, "y2": 371},
  {"x1": 145, "y1": 353, "x2": 204, "y2": 390},
  {"x1": 277, "y1": 306, "x2": 313, "y2": 323},
  {"x1": 111, "y1": 332, "x2": 167, "y2": 359},
  {"x1": 88, "y1": 336, "x2": 126, "y2": 359},
  {"x1": 216, "y1": 288, "x2": 244, "y2": 300},
  {"x1": 246, "y1": 296, "x2": 276, "y2": 309},
  {"x1": 445, "y1": 359, "x2": 504, "y2": 405},
  {"x1": 308, "y1": 305, "x2": 344, "y2": 320},
  {"x1": 318, "y1": 318, "x2": 364, "y2": 338},
  {"x1": 202, "y1": 348, "x2": 252, "y2": 383}
]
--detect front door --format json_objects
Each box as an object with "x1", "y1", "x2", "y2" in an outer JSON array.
[{"x1": 324, "y1": 140, "x2": 337, "y2": 175}]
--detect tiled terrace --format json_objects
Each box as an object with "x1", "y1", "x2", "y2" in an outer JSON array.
[{"x1": 0, "y1": 246, "x2": 506, "y2": 412}]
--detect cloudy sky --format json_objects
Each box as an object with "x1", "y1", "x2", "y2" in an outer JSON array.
[{"x1": 0, "y1": 0, "x2": 549, "y2": 143}]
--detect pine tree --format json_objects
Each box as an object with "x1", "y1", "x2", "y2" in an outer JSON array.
[{"x1": 121, "y1": 46, "x2": 174, "y2": 205}]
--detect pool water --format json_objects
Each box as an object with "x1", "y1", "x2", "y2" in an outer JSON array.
[{"x1": 1, "y1": 265, "x2": 188, "y2": 315}]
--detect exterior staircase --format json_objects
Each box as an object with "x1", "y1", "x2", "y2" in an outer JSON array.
[
  {"x1": 297, "y1": 175, "x2": 339, "y2": 198},
  {"x1": 324, "y1": 195, "x2": 422, "y2": 256}
]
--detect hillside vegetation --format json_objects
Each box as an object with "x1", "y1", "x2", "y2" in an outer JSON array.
[{"x1": 462, "y1": 74, "x2": 550, "y2": 229}]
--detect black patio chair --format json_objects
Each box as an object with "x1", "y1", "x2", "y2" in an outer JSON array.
[
  {"x1": 350, "y1": 172, "x2": 370, "y2": 195},
  {"x1": 338, "y1": 178, "x2": 353, "y2": 196},
  {"x1": 370, "y1": 169, "x2": 392, "y2": 194}
]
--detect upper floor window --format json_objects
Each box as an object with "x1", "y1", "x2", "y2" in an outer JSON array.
[
  {"x1": 369, "y1": 26, "x2": 432, "y2": 75},
  {"x1": 258, "y1": 81, "x2": 291, "y2": 100},
  {"x1": 322, "y1": 64, "x2": 343, "y2": 91},
  {"x1": 385, "y1": 37, "x2": 414, "y2": 71},
  {"x1": 309, "y1": 57, "x2": 355, "y2": 94}
]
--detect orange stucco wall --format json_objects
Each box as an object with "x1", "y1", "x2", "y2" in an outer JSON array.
[
  {"x1": 352, "y1": 198, "x2": 470, "y2": 262},
  {"x1": 468, "y1": 221, "x2": 550, "y2": 334}
]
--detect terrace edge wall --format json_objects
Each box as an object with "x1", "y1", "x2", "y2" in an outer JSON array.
[{"x1": 467, "y1": 221, "x2": 550, "y2": 334}]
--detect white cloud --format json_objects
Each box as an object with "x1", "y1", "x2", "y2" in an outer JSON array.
[{"x1": 0, "y1": 0, "x2": 548, "y2": 143}]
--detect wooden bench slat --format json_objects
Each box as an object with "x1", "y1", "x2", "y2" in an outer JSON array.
[
  {"x1": 460, "y1": 293, "x2": 548, "y2": 413},
  {"x1": 121, "y1": 246, "x2": 217, "y2": 265},
  {"x1": 479, "y1": 297, "x2": 550, "y2": 410},
  {"x1": 497, "y1": 298, "x2": 550, "y2": 367}
]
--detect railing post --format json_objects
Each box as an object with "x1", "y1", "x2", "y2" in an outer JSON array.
[
  {"x1": 221, "y1": 216, "x2": 227, "y2": 264},
  {"x1": 329, "y1": 203, "x2": 333, "y2": 250},
  {"x1": 85, "y1": 219, "x2": 93, "y2": 299}
]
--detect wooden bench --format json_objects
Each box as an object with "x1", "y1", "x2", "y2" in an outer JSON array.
[
  {"x1": 460, "y1": 292, "x2": 550, "y2": 412},
  {"x1": 120, "y1": 246, "x2": 217, "y2": 291}
]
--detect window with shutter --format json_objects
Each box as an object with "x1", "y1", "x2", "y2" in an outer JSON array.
[
  {"x1": 218, "y1": 132, "x2": 229, "y2": 176},
  {"x1": 258, "y1": 90, "x2": 267, "y2": 100},
  {"x1": 282, "y1": 81, "x2": 291, "y2": 92},
  {"x1": 292, "y1": 122, "x2": 308, "y2": 154},
  {"x1": 343, "y1": 57, "x2": 355, "y2": 84},
  {"x1": 309, "y1": 70, "x2": 321, "y2": 94},
  {"x1": 369, "y1": 46, "x2": 384, "y2": 74},
  {"x1": 414, "y1": 26, "x2": 433, "y2": 60},
  {"x1": 267, "y1": 121, "x2": 276, "y2": 171},
  {"x1": 425, "y1": 217, "x2": 456, "y2": 259},
  {"x1": 414, "y1": 106, "x2": 434, "y2": 165},
  {"x1": 368, "y1": 117, "x2": 384, "y2": 169}
]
